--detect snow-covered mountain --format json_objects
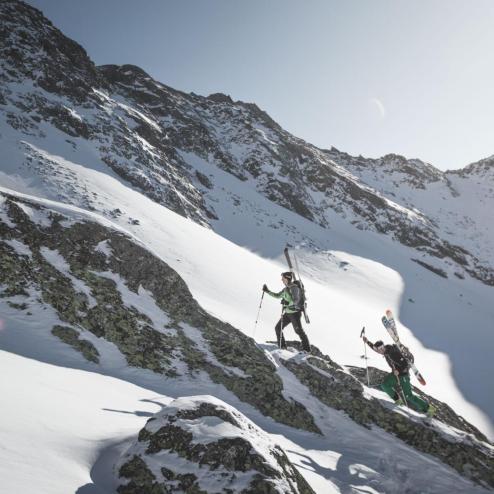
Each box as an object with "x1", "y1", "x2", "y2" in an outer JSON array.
[
  {"x1": 1, "y1": 1, "x2": 494, "y2": 493},
  {"x1": 323, "y1": 149, "x2": 494, "y2": 269},
  {"x1": 1, "y1": 0, "x2": 492, "y2": 286}
]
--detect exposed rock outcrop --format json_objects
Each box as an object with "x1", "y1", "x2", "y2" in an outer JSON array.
[
  {"x1": 116, "y1": 396, "x2": 315, "y2": 494},
  {"x1": 0, "y1": 192, "x2": 318, "y2": 433}
]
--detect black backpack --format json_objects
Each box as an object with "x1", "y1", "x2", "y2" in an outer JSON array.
[
  {"x1": 288, "y1": 280, "x2": 306, "y2": 310},
  {"x1": 399, "y1": 344, "x2": 415, "y2": 364},
  {"x1": 386, "y1": 344, "x2": 411, "y2": 374}
]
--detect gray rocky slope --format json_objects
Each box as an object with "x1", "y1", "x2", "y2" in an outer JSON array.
[
  {"x1": 0, "y1": 191, "x2": 493, "y2": 490},
  {"x1": 0, "y1": 0, "x2": 493, "y2": 287}
]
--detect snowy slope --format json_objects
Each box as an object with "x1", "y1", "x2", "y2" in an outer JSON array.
[
  {"x1": 0, "y1": 350, "x2": 171, "y2": 494},
  {"x1": 325, "y1": 149, "x2": 494, "y2": 266},
  {"x1": 1, "y1": 140, "x2": 493, "y2": 435},
  {"x1": 0, "y1": 2, "x2": 494, "y2": 492},
  {"x1": 1, "y1": 189, "x2": 493, "y2": 494}
]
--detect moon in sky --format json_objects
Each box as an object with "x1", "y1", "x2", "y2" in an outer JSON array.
[{"x1": 369, "y1": 97, "x2": 386, "y2": 119}]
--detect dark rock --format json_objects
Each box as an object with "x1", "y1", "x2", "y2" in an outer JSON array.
[
  {"x1": 411, "y1": 259, "x2": 448, "y2": 278},
  {"x1": 51, "y1": 325, "x2": 99, "y2": 363},
  {"x1": 117, "y1": 396, "x2": 315, "y2": 494}
]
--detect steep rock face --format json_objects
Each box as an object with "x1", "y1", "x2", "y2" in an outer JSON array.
[
  {"x1": 97, "y1": 63, "x2": 320, "y2": 224},
  {"x1": 0, "y1": 0, "x2": 104, "y2": 100},
  {"x1": 1, "y1": 0, "x2": 493, "y2": 286},
  {"x1": 116, "y1": 396, "x2": 315, "y2": 494}
]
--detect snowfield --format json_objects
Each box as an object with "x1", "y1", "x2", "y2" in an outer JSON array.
[
  {"x1": 1, "y1": 143, "x2": 492, "y2": 437},
  {"x1": 1, "y1": 162, "x2": 493, "y2": 492}
]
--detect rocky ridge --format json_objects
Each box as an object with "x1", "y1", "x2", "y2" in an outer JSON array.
[
  {"x1": 0, "y1": 0, "x2": 493, "y2": 286},
  {"x1": 324, "y1": 148, "x2": 494, "y2": 267}
]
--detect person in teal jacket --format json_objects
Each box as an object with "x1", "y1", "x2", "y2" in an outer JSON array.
[{"x1": 263, "y1": 272, "x2": 311, "y2": 352}]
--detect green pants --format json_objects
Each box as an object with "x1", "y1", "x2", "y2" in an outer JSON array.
[{"x1": 381, "y1": 373, "x2": 429, "y2": 413}]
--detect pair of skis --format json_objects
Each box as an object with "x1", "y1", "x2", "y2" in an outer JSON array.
[
  {"x1": 284, "y1": 246, "x2": 310, "y2": 324},
  {"x1": 381, "y1": 310, "x2": 426, "y2": 386}
]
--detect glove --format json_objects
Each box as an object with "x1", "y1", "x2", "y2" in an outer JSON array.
[
  {"x1": 262, "y1": 284, "x2": 268, "y2": 292},
  {"x1": 362, "y1": 336, "x2": 368, "y2": 343}
]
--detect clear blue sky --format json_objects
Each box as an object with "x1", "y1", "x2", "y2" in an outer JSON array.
[{"x1": 26, "y1": 0, "x2": 494, "y2": 170}]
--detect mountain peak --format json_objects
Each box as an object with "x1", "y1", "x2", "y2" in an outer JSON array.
[
  {"x1": 207, "y1": 92, "x2": 234, "y2": 104},
  {"x1": 0, "y1": 0, "x2": 102, "y2": 100},
  {"x1": 97, "y1": 63, "x2": 155, "y2": 88},
  {"x1": 100, "y1": 63, "x2": 152, "y2": 79},
  {"x1": 449, "y1": 154, "x2": 494, "y2": 178}
]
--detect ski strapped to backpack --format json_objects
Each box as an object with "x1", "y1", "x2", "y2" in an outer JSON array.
[
  {"x1": 284, "y1": 246, "x2": 310, "y2": 323},
  {"x1": 381, "y1": 310, "x2": 426, "y2": 385}
]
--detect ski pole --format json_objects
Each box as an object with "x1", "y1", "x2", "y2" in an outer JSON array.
[
  {"x1": 252, "y1": 291, "x2": 265, "y2": 339},
  {"x1": 360, "y1": 326, "x2": 370, "y2": 386},
  {"x1": 391, "y1": 364, "x2": 408, "y2": 407},
  {"x1": 278, "y1": 304, "x2": 284, "y2": 349}
]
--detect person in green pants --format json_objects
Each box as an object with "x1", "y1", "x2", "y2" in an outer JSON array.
[{"x1": 363, "y1": 338, "x2": 436, "y2": 417}]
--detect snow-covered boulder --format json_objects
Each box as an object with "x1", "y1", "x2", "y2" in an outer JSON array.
[{"x1": 116, "y1": 395, "x2": 315, "y2": 493}]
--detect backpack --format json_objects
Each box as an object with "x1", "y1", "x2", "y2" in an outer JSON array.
[
  {"x1": 288, "y1": 280, "x2": 306, "y2": 311},
  {"x1": 399, "y1": 344, "x2": 415, "y2": 364},
  {"x1": 386, "y1": 344, "x2": 411, "y2": 374}
]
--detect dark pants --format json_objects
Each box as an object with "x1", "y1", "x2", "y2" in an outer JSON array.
[{"x1": 275, "y1": 311, "x2": 310, "y2": 351}]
